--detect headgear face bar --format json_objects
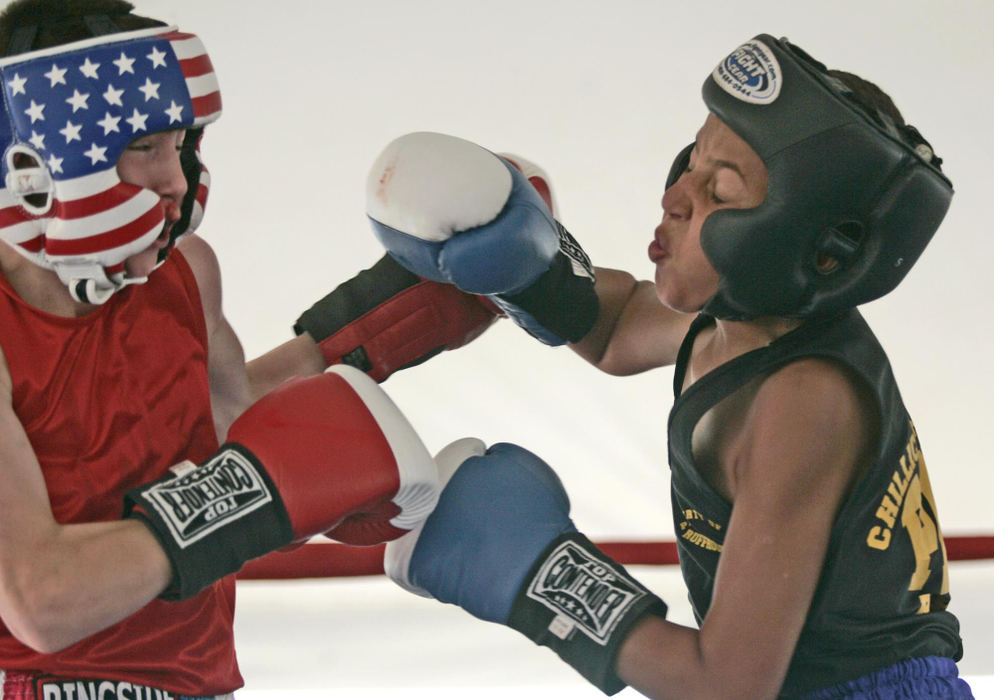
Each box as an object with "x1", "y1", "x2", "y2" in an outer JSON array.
[
  {"x1": 0, "y1": 25, "x2": 222, "y2": 304},
  {"x1": 667, "y1": 34, "x2": 953, "y2": 320}
]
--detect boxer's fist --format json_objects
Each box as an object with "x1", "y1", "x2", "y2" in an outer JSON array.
[
  {"x1": 366, "y1": 132, "x2": 597, "y2": 346},
  {"x1": 499, "y1": 153, "x2": 559, "y2": 218},
  {"x1": 384, "y1": 440, "x2": 666, "y2": 695},
  {"x1": 295, "y1": 254, "x2": 499, "y2": 382},
  {"x1": 126, "y1": 365, "x2": 438, "y2": 600}
]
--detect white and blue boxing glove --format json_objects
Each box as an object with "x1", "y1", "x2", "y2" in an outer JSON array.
[
  {"x1": 366, "y1": 132, "x2": 598, "y2": 346},
  {"x1": 385, "y1": 439, "x2": 667, "y2": 695}
]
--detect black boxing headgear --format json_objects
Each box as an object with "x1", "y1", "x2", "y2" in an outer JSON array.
[{"x1": 667, "y1": 35, "x2": 953, "y2": 319}]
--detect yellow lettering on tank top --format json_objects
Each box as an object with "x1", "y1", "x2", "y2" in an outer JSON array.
[
  {"x1": 864, "y1": 421, "x2": 950, "y2": 611},
  {"x1": 679, "y1": 509, "x2": 724, "y2": 553}
]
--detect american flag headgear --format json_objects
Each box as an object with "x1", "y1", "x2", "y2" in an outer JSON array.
[{"x1": 0, "y1": 26, "x2": 222, "y2": 304}]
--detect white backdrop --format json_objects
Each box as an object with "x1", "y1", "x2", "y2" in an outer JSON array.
[{"x1": 129, "y1": 0, "x2": 994, "y2": 695}]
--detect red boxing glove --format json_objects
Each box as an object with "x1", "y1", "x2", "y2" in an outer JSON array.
[
  {"x1": 125, "y1": 365, "x2": 438, "y2": 600},
  {"x1": 295, "y1": 254, "x2": 500, "y2": 382},
  {"x1": 498, "y1": 153, "x2": 559, "y2": 217}
]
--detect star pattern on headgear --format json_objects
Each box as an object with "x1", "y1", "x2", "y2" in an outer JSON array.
[
  {"x1": 1, "y1": 33, "x2": 203, "y2": 181},
  {"x1": 66, "y1": 89, "x2": 90, "y2": 112},
  {"x1": 0, "y1": 28, "x2": 221, "y2": 296}
]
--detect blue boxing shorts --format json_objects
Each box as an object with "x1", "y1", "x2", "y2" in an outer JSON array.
[{"x1": 803, "y1": 656, "x2": 973, "y2": 700}]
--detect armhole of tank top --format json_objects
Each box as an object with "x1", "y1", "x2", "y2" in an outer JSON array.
[
  {"x1": 0, "y1": 272, "x2": 19, "y2": 394},
  {"x1": 673, "y1": 314, "x2": 714, "y2": 398},
  {"x1": 168, "y1": 249, "x2": 210, "y2": 354}
]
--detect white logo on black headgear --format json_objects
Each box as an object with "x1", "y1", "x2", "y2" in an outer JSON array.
[{"x1": 712, "y1": 39, "x2": 782, "y2": 104}]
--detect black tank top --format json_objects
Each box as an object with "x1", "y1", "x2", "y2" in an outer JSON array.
[{"x1": 668, "y1": 309, "x2": 963, "y2": 696}]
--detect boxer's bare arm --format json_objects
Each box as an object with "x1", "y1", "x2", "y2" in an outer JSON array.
[
  {"x1": 0, "y1": 346, "x2": 172, "y2": 653},
  {"x1": 177, "y1": 234, "x2": 254, "y2": 438},
  {"x1": 246, "y1": 335, "x2": 326, "y2": 401},
  {"x1": 569, "y1": 267, "x2": 695, "y2": 374}
]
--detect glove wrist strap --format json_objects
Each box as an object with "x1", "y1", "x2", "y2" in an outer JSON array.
[
  {"x1": 494, "y1": 222, "x2": 598, "y2": 346},
  {"x1": 508, "y1": 532, "x2": 668, "y2": 695},
  {"x1": 124, "y1": 443, "x2": 294, "y2": 600}
]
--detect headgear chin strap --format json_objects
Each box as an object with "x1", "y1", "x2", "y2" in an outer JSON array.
[
  {"x1": 668, "y1": 35, "x2": 953, "y2": 320},
  {"x1": 0, "y1": 25, "x2": 222, "y2": 304}
]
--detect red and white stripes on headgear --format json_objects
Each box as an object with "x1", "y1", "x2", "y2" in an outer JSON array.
[{"x1": 0, "y1": 26, "x2": 222, "y2": 303}]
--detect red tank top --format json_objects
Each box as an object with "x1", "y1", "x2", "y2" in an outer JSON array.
[{"x1": 0, "y1": 251, "x2": 242, "y2": 695}]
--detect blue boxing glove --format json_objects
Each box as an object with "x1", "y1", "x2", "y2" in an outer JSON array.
[
  {"x1": 385, "y1": 439, "x2": 667, "y2": 695},
  {"x1": 365, "y1": 132, "x2": 598, "y2": 346}
]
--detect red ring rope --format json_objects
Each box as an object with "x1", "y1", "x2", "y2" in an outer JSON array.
[{"x1": 237, "y1": 535, "x2": 994, "y2": 580}]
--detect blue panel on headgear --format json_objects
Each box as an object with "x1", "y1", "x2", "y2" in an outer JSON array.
[
  {"x1": 682, "y1": 35, "x2": 953, "y2": 319},
  {"x1": 0, "y1": 26, "x2": 222, "y2": 303},
  {"x1": 4, "y1": 33, "x2": 200, "y2": 179}
]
